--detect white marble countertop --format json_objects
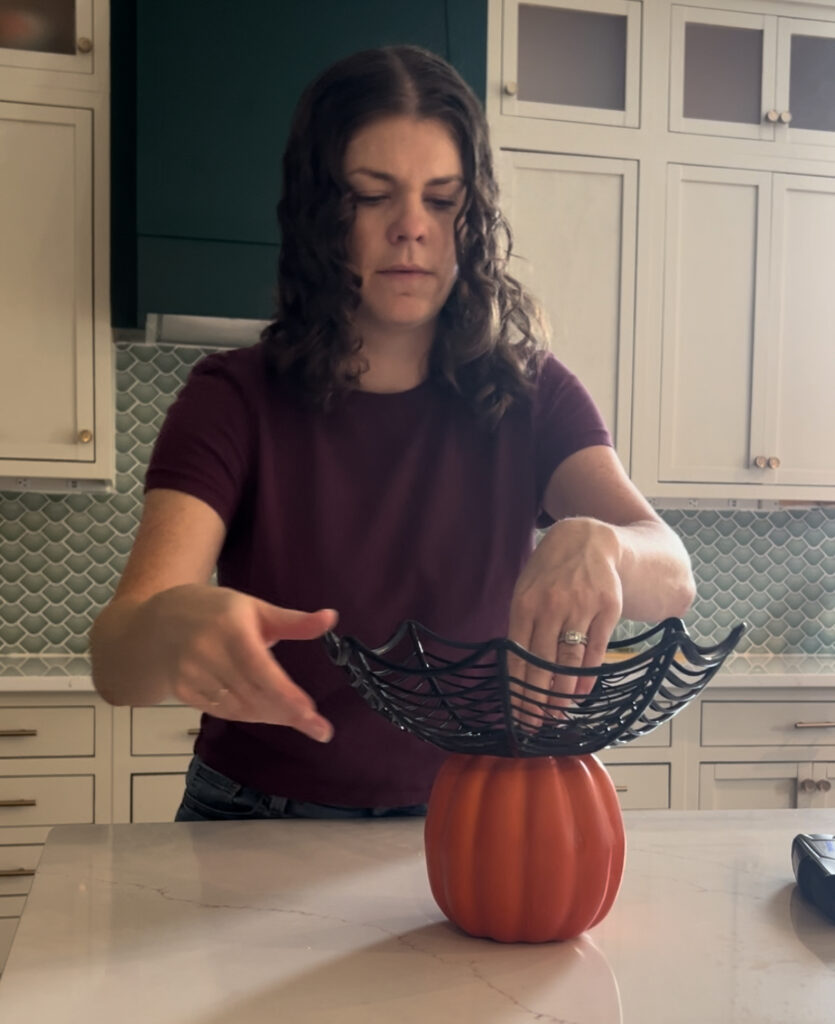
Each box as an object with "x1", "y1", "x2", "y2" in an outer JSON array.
[
  {"x1": 0, "y1": 810, "x2": 833, "y2": 1022},
  {"x1": 0, "y1": 655, "x2": 95, "y2": 691}
]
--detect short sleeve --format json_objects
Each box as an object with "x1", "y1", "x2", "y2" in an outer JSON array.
[
  {"x1": 144, "y1": 350, "x2": 255, "y2": 527},
  {"x1": 533, "y1": 354, "x2": 613, "y2": 527}
]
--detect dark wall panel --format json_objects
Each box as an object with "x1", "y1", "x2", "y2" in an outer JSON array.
[{"x1": 113, "y1": 1, "x2": 488, "y2": 326}]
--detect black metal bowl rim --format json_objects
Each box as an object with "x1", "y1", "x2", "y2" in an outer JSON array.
[{"x1": 324, "y1": 616, "x2": 746, "y2": 677}]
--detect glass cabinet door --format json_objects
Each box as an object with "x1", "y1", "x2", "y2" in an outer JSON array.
[
  {"x1": 501, "y1": 0, "x2": 641, "y2": 127},
  {"x1": 0, "y1": 1, "x2": 75, "y2": 53},
  {"x1": 776, "y1": 19, "x2": 835, "y2": 145},
  {"x1": 0, "y1": 0, "x2": 92, "y2": 74},
  {"x1": 670, "y1": 6, "x2": 777, "y2": 141}
]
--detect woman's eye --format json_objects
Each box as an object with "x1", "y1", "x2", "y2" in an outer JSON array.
[
  {"x1": 427, "y1": 197, "x2": 457, "y2": 210},
  {"x1": 354, "y1": 194, "x2": 387, "y2": 205}
]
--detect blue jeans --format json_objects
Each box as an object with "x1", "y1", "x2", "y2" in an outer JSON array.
[{"x1": 174, "y1": 756, "x2": 428, "y2": 821}]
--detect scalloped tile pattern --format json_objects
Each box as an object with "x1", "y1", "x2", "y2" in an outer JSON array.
[{"x1": 0, "y1": 342, "x2": 834, "y2": 656}]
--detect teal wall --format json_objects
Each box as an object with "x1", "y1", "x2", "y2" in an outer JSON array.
[{"x1": 111, "y1": 1, "x2": 489, "y2": 328}]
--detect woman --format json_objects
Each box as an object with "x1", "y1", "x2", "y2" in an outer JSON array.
[{"x1": 90, "y1": 46, "x2": 695, "y2": 820}]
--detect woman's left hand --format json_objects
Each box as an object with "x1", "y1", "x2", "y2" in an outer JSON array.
[{"x1": 507, "y1": 516, "x2": 623, "y2": 724}]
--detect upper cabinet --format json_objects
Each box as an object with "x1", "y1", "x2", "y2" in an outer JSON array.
[
  {"x1": 498, "y1": 0, "x2": 642, "y2": 128},
  {"x1": 670, "y1": 5, "x2": 835, "y2": 152},
  {"x1": 499, "y1": 150, "x2": 637, "y2": 465},
  {"x1": 0, "y1": 0, "x2": 105, "y2": 92},
  {"x1": 654, "y1": 164, "x2": 835, "y2": 495},
  {"x1": 0, "y1": 0, "x2": 112, "y2": 490}
]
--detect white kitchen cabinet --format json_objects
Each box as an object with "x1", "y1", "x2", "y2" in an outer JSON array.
[
  {"x1": 605, "y1": 762, "x2": 671, "y2": 809},
  {"x1": 0, "y1": 1, "x2": 112, "y2": 491},
  {"x1": 670, "y1": 5, "x2": 835, "y2": 151},
  {"x1": 0, "y1": 691, "x2": 112, "y2": 973},
  {"x1": 699, "y1": 761, "x2": 835, "y2": 810},
  {"x1": 112, "y1": 705, "x2": 200, "y2": 823},
  {"x1": 695, "y1": 688, "x2": 835, "y2": 810},
  {"x1": 655, "y1": 163, "x2": 835, "y2": 495},
  {"x1": 0, "y1": 0, "x2": 104, "y2": 91},
  {"x1": 498, "y1": 150, "x2": 636, "y2": 462},
  {"x1": 497, "y1": 0, "x2": 642, "y2": 129}
]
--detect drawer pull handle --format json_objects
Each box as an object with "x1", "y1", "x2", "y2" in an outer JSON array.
[
  {"x1": 0, "y1": 729, "x2": 38, "y2": 738},
  {"x1": 615, "y1": 786, "x2": 628, "y2": 793},
  {"x1": 0, "y1": 799, "x2": 37, "y2": 808},
  {"x1": 0, "y1": 868, "x2": 35, "y2": 878},
  {"x1": 794, "y1": 722, "x2": 835, "y2": 729},
  {"x1": 800, "y1": 778, "x2": 817, "y2": 793},
  {"x1": 818, "y1": 779, "x2": 832, "y2": 793},
  {"x1": 186, "y1": 728, "x2": 200, "y2": 736}
]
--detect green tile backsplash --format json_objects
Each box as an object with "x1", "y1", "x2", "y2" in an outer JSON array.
[{"x1": 0, "y1": 341, "x2": 833, "y2": 656}]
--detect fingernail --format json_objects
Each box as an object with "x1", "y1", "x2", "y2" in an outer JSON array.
[{"x1": 310, "y1": 721, "x2": 333, "y2": 743}]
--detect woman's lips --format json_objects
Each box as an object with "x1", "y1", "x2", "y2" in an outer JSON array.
[{"x1": 378, "y1": 266, "x2": 432, "y2": 275}]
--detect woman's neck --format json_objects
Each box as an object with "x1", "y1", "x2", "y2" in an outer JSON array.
[{"x1": 353, "y1": 323, "x2": 435, "y2": 393}]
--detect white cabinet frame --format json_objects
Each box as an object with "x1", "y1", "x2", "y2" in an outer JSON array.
[{"x1": 500, "y1": 0, "x2": 642, "y2": 127}]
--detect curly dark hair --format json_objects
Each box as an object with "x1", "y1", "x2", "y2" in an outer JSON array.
[{"x1": 261, "y1": 44, "x2": 547, "y2": 428}]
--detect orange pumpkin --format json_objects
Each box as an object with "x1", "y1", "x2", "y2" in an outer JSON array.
[{"x1": 424, "y1": 752, "x2": 626, "y2": 942}]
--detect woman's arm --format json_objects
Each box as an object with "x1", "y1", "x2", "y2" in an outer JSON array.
[
  {"x1": 89, "y1": 488, "x2": 336, "y2": 742},
  {"x1": 508, "y1": 445, "x2": 696, "y2": 704}
]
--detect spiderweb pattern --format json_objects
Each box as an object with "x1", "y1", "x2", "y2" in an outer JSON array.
[{"x1": 324, "y1": 617, "x2": 745, "y2": 757}]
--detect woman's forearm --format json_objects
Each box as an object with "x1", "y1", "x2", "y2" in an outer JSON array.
[
  {"x1": 89, "y1": 597, "x2": 173, "y2": 707},
  {"x1": 610, "y1": 517, "x2": 696, "y2": 622}
]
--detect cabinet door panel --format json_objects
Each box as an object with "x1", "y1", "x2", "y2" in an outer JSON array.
[
  {"x1": 131, "y1": 773, "x2": 185, "y2": 824},
  {"x1": 501, "y1": 0, "x2": 641, "y2": 127},
  {"x1": 814, "y1": 763, "x2": 835, "y2": 808},
  {"x1": 0, "y1": 102, "x2": 94, "y2": 464},
  {"x1": 659, "y1": 166, "x2": 772, "y2": 484},
  {"x1": 765, "y1": 175, "x2": 835, "y2": 485},
  {"x1": 777, "y1": 18, "x2": 835, "y2": 145},
  {"x1": 0, "y1": 0, "x2": 93, "y2": 76},
  {"x1": 499, "y1": 151, "x2": 636, "y2": 462},
  {"x1": 670, "y1": 6, "x2": 776, "y2": 141},
  {"x1": 699, "y1": 762, "x2": 804, "y2": 810}
]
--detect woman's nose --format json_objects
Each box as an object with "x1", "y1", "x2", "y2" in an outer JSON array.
[{"x1": 387, "y1": 197, "x2": 427, "y2": 244}]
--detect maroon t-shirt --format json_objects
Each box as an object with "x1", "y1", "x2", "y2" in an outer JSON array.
[{"x1": 145, "y1": 341, "x2": 611, "y2": 806}]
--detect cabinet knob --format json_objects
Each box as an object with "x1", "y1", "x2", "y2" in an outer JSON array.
[
  {"x1": 504, "y1": 81, "x2": 518, "y2": 96},
  {"x1": 817, "y1": 779, "x2": 832, "y2": 793},
  {"x1": 780, "y1": 111, "x2": 793, "y2": 124},
  {"x1": 753, "y1": 455, "x2": 767, "y2": 469},
  {"x1": 77, "y1": 36, "x2": 93, "y2": 53},
  {"x1": 767, "y1": 456, "x2": 781, "y2": 469},
  {"x1": 765, "y1": 109, "x2": 780, "y2": 123},
  {"x1": 78, "y1": 429, "x2": 93, "y2": 444},
  {"x1": 800, "y1": 778, "x2": 817, "y2": 793}
]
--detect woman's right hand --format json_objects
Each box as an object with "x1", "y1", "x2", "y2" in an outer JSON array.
[{"x1": 140, "y1": 584, "x2": 338, "y2": 743}]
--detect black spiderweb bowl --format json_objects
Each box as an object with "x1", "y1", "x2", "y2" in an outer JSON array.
[{"x1": 323, "y1": 617, "x2": 746, "y2": 757}]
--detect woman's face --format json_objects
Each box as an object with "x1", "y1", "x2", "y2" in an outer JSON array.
[{"x1": 343, "y1": 115, "x2": 465, "y2": 346}]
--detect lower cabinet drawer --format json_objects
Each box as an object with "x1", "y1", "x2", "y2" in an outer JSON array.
[
  {"x1": 0, "y1": 916, "x2": 18, "y2": 974},
  {"x1": 0, "y1": 707, "x2": 95, "y2": 758},
  {"x1": 131, "y1": 773, "x2": 186, "y2": 824},
  {"x1": 0, "y1": 895, "x2": 26, "y2": 918},
  {"x1": 701, "y1": 701, "x2": 835, "y2": 747},
  {"x1": 0, "y1": 845, "x2": 41, "y2": 896},
  {"x1": 0, "y1": 775, "x2": 94, "y2": 828},
  {"x1": 131, "y1": 706, "x2": 201, "y2": 756},
  {"x1": 605, "y1": 763, "x2": 670, "y2": 810}
]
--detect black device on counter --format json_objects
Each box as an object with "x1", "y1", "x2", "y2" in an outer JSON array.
[{"x1": 792, "y1": 834, "x2": 835, "y2": 922}]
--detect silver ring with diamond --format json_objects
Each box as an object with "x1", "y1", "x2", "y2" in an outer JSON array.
[{"x1": 558, "y1": 630, "x2": 589, "y2": 646}]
